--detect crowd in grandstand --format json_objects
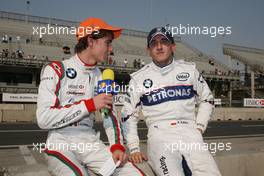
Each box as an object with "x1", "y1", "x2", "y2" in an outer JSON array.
[
  {"x1": 133, "y1": 58, "x2": 145, "y2": 68},
  {"x1": 2, "y1": 34, "x2": 30, "y2": 44},
  {"x1": 0, "y1": 48, "x2": 50, "y2": 61},
  {"x1": 100, "y1": 56, "x2": 146, "y2": 69},
  {"x1": 0, "y1": 30, "x2": 243, "y2": 76},
  {"x1": 1, "y1": 48, "x2": 24, "y2": 59}
]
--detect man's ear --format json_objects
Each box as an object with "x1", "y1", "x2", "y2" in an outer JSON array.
[
  {"x1": 87, "y1": 36, "x2": 94, "y2": 48},
  {"x1": 171, "y1": 43, "x2": 176, "y2": 52},
  {"x1": 146, "y1": 47, "x2": 151, "y2": 55}
]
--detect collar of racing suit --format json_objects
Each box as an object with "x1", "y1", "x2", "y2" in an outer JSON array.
[
  {"x1": 73, "y1": 54, "x2": 97, "y2": 71},
  {"x1": 151, "y1": 57, "x2": 175, "y2": 75}
]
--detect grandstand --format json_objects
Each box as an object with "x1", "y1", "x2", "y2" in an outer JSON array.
[
  {"x1": 223, "y1": 44, "x2": 264, "y2": 101},
  {"x1": 0, "y1": 10, "x2": 240, "y2": 101},
  {"x1": 223, "y1": 44, "x2": 264, "y2": 73}
]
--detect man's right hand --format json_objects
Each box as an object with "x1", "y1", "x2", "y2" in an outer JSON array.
[
  {"x1": 93, "y1": 93, "x2": 113, "y2": 110},
  {"x1": 129, "y1": 152, "x2": 148, "y2": 164}
]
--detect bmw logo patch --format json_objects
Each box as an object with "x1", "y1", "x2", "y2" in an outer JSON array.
[
  {"x1": 143, "y1": 79, "x2": 153, "y2": 88},
  {"x1": 66, "y1": 68, "x2": 77, "y2": 79}
]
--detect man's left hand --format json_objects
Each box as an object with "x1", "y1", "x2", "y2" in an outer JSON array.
[
  {"x1": 112, "y1": 150, "x2": 128, "y2": 167},
  {"x1": 197, "y1": 128, "x2": 203, "y2": 134}
]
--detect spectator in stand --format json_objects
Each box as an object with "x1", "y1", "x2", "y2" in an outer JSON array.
[
  {"x1": 32, "y1": 55, "x2": 37, "y2": 60},
  {"x1": 5, "y1": 49, "x2": 9, "y2": 57},
  {"x1": 2, "y1": 35, "x2": 8, "y2": 43},
  {"x1": 209, "y1": 59, "x2": 214, "y2": 66},
  {"x1": 9, "y1": 36, "x2": 12, "y2": 43},
  {"x1": 137, "y1": 58, "x2": 141, "y2": 68},
  {"x1": 108, "y1": 56, "x2": 113, "y2": 65},
  {"x1": 2, "y1": 37, "x2": 6, "y2": 43},
  {"x1": 2, "y1": 49, "x2": 5, "y2": 57},
  {"x1": 124, "y1": 58, "x2": 128, "y2": 67},
  {"x1": 113, "y1": 59, "x2": 116, "y2": 66},
  {"x1": 26, "y1": 38, "x2": 30, "y2": 44},
  {"x1": 16, "y1": 50, "x2": 24, "y2": 58},
  {"x1": 39, "y1": 36, "x2": 43, "y2": 44},
  {"x1": 16, "y1": 36, "x2": 20, "y2": 42},
  {"x1": 133, "y1": 59, "x2": 137, "y2": 68},
  {"x1": 11, "y1": 52, "x2": 16, "y2": 59},
  {"x1": 141, "y1": 59, "x2": 145, "y2": 68}
]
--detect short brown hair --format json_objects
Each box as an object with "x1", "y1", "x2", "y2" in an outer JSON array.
[{"x1": 74, "y1": 30, "x2": 114, "y2": 53}]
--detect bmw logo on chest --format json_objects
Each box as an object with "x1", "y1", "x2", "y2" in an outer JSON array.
[
  {"x1": 66, "y1": 68, "x2": 77, "y2": 79},
  {"x1": 143, "y1": 79, "x2": 153, "y2": 88}
]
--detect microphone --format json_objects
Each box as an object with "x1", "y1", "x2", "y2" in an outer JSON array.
[{"x1": 97, "y1": 69, "x2": 118, "y2": 116}]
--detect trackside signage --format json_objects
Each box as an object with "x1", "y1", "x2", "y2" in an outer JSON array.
[
  {"x1": 244, "y1": 98, "x2": 264, "y2": 107},
  {"x1": 114, "y1": 94, "x2": 125, "y2": 105},
  {"x1": 2, "y1": 93, "x2": 126, "y2": 104},
  {"x1": 214, "y1": 99, "x2": 221, "y2": 105},
  {"x1": 2, "y1": 93, "x2": 38, "y2": 102}
]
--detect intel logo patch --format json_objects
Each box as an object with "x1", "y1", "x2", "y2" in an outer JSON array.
[{"x1": 176, "y1": 72, "x2": 190, "y2": 81}]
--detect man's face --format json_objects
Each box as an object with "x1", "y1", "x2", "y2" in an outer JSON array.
[
  {"x1": 91, "y1": 33, "x2": 113, "y2": 63},
  {"x1": 147, "y1": 35, "x2": 175, "y2": 64}
]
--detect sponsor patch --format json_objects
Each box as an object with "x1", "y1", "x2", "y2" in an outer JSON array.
[
  {"x1": 52, "y1": 110, "x2": 81, "y2": 128},
  {"x1": 176, "y1": 72, "x2": 190, "y2": 81},
  {"x1": 41, "y1": 77, "x2": 53, "y2": 81},
  {"x1": 160, "y1": 156, "x2": 169, "y2": 175},
  {"x1": 66, "y1": 91, "x2": 85, "y2": 96},
  {"x1": 143, "y1": 79, "x2": 153, "y2": 88},
  {"x1": 140, "y1": 85, "x2": 194, "y2": 106},
  {"x1": 66, "y1": 68, "x2": 77, "y2": 79},
  {"x1": 68, "y1": 84, "x2": 85, "y2": 89}
]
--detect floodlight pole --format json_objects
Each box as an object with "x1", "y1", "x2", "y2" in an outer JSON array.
[{"x1": 251, "y1": 70, "x2": 255, "y2": 98}]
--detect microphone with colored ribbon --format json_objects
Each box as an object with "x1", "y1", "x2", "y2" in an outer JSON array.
[{"x1": 97, "y1": 69, "x2": 118, "y2": 116}]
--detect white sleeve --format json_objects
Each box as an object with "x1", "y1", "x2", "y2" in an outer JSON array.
[
  {"x1": 193, "y1": 68, "x2": 214, "y2": 132},
  {"x1": 121, "y1": 78, "x2": 141, "y2": 153},
  {"x1": 103, "y1": 104, "x2": 124, "y2": 147},
  {"x1": 36, "y1": 64, "x2": 96, "y2": 129},
  {"x1": 97, "y1": 71, "x2": 125, "y2": 152}
]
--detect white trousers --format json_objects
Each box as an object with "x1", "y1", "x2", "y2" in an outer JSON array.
[
  {"x1": 44, "y1": 130, "x2": 144, "y2": 176},
  {"x1": 147, "y1": 120, "x2": 222, "y2": 176}
]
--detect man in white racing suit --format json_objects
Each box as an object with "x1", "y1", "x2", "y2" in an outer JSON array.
[
  {"x1": 37, "y1": 17, "x2": 145, "y2": 176},
  {"x1": 121, "y1": 27, "x2": 221, "y2": 176}
]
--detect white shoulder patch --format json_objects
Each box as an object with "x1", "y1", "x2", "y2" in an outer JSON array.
[
  {"x1": 40, "y1": 62, "x2": 52, "y2": 77},
  {"x1": 175, "y1": 59, "x2": 196, "y2": 70},
  {"x1": 130, "y1": 64, "x2": 151, "y2": 78},
  {"x1": 176, "y1": 59, "x2": 195, "y2": 65}
]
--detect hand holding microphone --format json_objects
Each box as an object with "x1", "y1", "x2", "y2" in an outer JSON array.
[
  {"x1": 93, "y1": 93, "x2": 113, "y2": 110},
  {"x1": 96, "y1": 69, "x2": 118, "y2": 116}
]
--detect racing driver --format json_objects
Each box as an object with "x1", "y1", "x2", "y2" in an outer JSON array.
[
  {"x1": 121, "y1": 26, "x2": 222, "y2": 176},
  {"x1": 37, "y1": 17, "x2": 145, "y2": 176}
]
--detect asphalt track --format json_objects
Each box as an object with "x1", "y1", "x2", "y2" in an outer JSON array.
[{"x1": 0, "y1": 121, "x2": 264, "y2": 146}]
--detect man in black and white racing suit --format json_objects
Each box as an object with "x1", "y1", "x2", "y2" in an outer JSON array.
[{"x1": 121, "y1": 26, "x2": 221, "y2": 176}]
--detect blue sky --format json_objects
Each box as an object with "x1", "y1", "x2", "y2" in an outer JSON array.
[{"x1": 1, "y1": 0, "x2": 264, "y2": 65}]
